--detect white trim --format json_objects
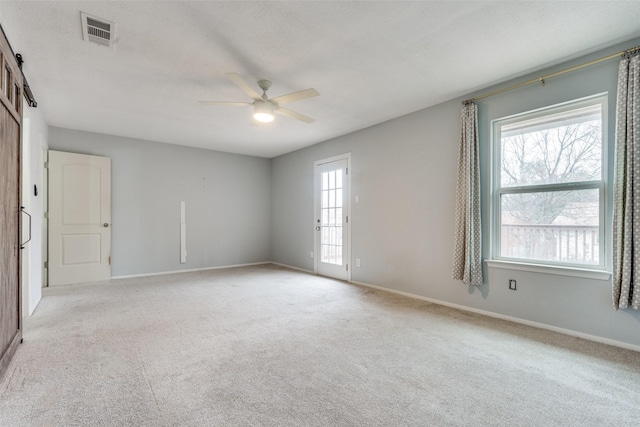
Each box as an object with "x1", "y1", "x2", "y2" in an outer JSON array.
[
  {"x1": 490, "y1": 94, "x2": 609, "y2": 270},
  {"x1": 346, "y1": 154, "x2": 352, "y2": 282},
  {"x1": 270, "y1": 262, "x2": 315, "y2": 275},
  {"x1": 314, "y1": 153, "x2": 351, "y2": 166},
  {"x1": 313, "y1": 159, "x2": 319, "y2": 274},
  {"x1": 111, "y1": 262, "x2": 270, "y2": 280},
  {"x1": 349, "y1": 279, "x2": 640, "y2": 353},
  {"x1": 486, "y1": 259, "x2": 611, "y2": 280},
  {"x1": 180, "y1": 201, "x2": 187, "y2": 264}
]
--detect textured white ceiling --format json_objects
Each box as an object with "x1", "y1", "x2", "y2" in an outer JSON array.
[{"x1": 2, "y1": 1, "x2": 640, "y2": 158}]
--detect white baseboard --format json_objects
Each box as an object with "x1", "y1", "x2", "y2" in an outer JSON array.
[
  {"x1": 111, "y1": 262, "x2": 271, "y2": 280},
  {"x1": 269, "y1": 262, "x2": 315, "y2": 275},
  {"x1": 349, "y1": 280, "x2": 640, "y2": 353}
]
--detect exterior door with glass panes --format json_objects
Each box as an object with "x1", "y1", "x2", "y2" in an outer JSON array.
[{"x1": 315, "y1": 156, "x2": 349, "y2": 280}]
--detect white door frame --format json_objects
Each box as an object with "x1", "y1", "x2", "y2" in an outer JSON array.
[
  {"x1": 48, "y1": 150, "x2": 111, "y2": 286},
  {"x1": 42, "y1": 145, "x2": 48, "y2": 288},
  {"x1": 313, "y1": 153, "x2": 351, "y2": 281},
  {"x1": 21, "y1": 106, "x2": 32, "y2": 314}
]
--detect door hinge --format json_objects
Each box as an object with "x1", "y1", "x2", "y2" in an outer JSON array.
[
  {"x1": 44, "y1": 161, "x2": 48, "y2": 168},
  {"x1": 346, "y1": 215, "x2": 348, "y2": 223},
  {"x1": 108, "y1": 256, "x2": 111, "y2": 265},
  {"x1": 346, "y1": 167, "x2": 348, "y2": 175},
  {"x1": 44, "y1": 261, "x2": 48, "y2": 268},
  {"x1": 346, "y1": 264, "x2": 349, "y2": 271},
  {"x1": 44, "y1": 211, "x2": 48, "y2": 219}
]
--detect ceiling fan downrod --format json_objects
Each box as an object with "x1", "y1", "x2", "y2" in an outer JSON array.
[{"x1": 257, "y1": 80, "x2": 272, "y2": 100}]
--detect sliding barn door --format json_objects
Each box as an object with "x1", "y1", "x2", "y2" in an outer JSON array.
[{"x1": 0, "y1": 26, "x2": 24, "y2": 379}]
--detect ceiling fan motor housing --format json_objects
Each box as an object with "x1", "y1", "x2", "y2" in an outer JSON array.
[{"x1": 257, "y1": 80, "x2": 272, "y2": 92}]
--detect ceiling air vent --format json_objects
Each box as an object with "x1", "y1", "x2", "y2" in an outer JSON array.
[{"x1": 80, "y1": 12, "x2": 116, "y2": 48}]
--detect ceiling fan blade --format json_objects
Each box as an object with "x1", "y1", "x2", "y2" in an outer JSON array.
[
  {"x1": 276, "y1": 107, "x2": 315, "y2": 123},
  {"x1": 226, "y1": 73, "x2": 262, "y2": 101},
  {"x1": 199, "y1": 101, "x2": 253, "y2": 107},
  {"x1": 271, "y1": 88, "x2": 319, "y2": 106}
]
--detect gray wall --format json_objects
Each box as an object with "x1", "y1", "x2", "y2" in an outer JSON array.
[
  {"x1": 50, "y1": 128, "x2": 271, "y2": 277},
  {"x1": 271, "y1": 37, "x2": 640, "y2": 348}
]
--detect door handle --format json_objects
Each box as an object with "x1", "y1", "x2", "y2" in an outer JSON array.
[
  {"x1": 20, "y1": 206, "x2": 31, "y2": 249},
  {"x1": 103, "y1": 223, "x2": 110, "y2": 228},
  {"x1": 316, "y1": 226, "x2": 321, "y2": 231}
]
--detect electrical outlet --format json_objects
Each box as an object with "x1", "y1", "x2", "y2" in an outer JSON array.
[
  {"x1": 509, "y1": 279, "x2": 517, "y2": 290},
  {"x1": 356, "y1": 258, "x2": 361, "y2": 268}
]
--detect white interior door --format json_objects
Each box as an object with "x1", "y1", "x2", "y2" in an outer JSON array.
[
  {"x1": 49, "y1": 150, "x2": 111, "y2": 286},
  {"x1": 314, "y1": 155, "x2": 350, "y2": 281}
]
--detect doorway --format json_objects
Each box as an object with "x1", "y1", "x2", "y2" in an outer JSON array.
[
  {"x1": 314, "y1": 154, "x2": 351, "y2": 281},
  {"x1": 48, "y1": 150, "x2": 111, "y2": 286}
]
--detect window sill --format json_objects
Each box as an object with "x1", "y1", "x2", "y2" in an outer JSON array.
[{"x1": 486, "y1": 260, "x2": 611, "y2": 281}]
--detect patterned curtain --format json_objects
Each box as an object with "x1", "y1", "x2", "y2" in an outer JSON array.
[
  {"x1": 453, "y1": 102, "x2": 482, "y2": 286},
  {"x1": 613, "y1": 53, "x2": 640, "y2": 310}
]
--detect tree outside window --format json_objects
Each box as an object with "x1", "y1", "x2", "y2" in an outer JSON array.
[{"x1": 493, "y1": 96, "x2": 606, "y2": 267}]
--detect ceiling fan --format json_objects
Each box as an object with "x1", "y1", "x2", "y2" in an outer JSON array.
[{"x1": 199, "y1": 73, "x2": 319, "y2": 124}]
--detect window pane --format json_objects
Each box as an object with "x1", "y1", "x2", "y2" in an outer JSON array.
[
  {"x1": 335, "y1": 245, "x2": 343, "y2": 265},
  {"x1": 500, "y1": 105, "x2": 601, "y2": 187},
  {"x1": 14, "y1": 84, "x2": 20, "y2": 111},
  {"x1": 500, "y1": 189, "x2": 599, "y2": 264},
  {"x1": 321, "y1": 227, "x2": 329, "y2": 244},
  {"x1": 3, "y1": 66, "x2": 10, "y2": 98},
  {"x1": 321, "y1": 245, "x2": 329, "y2": 263}
]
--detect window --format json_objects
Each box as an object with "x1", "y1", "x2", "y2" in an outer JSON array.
[
  {"x1": 3, "y1": 65, "x2": 10, "y2": 99},
  {"x1": 492, "y1": 95, "x2": 606, "y2": 269},
  {"x1": 14, "y1": 83, "x2": 20, "y2": 112}
]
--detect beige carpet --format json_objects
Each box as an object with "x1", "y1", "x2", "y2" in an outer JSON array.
[{"x1": 1, "y1": 264, "x2": 639, "y2": 426}]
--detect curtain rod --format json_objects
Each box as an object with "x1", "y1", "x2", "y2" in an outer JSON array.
[{"x1": 463, "y1": 45, "x2": 640, "y2": 104}]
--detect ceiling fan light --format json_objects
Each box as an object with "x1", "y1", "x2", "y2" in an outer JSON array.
[
  {"x1": 254, "y1": 112, "x2": 275, "y2": 123},
  {"x1": 253, "y1": 101, "x2": 275, "y2": 123}
]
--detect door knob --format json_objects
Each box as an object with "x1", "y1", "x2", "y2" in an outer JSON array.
[
  {"x1": 103, "y1": 223, "x2": 109, "y2": 227},
  {"x1": 316, "y1": 226, "x2": 321, "y2": 231}
]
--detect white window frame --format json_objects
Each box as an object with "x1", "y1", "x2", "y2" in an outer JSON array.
[{"x1": 490, "y1": 94, "x2": 608, "y2": 273}]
